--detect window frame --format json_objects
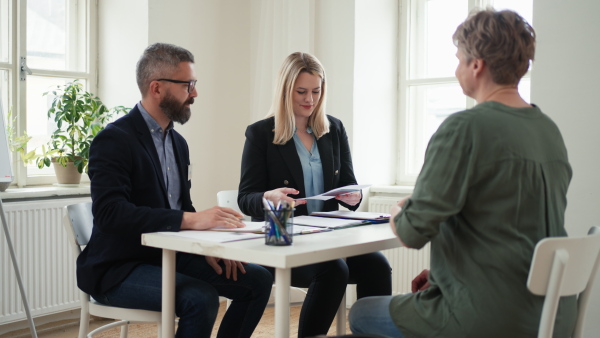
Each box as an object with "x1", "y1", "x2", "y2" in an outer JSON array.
[
  {"x1": 396, "y1": 0, "x2": 531, "y2": 185},
  {"x1": 1, "y1": 0, "x2": 97, "y2": 187}
]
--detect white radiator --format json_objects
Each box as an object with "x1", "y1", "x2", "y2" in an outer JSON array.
[
  {"x1": 0, "y1": 197, "x2": 90, "y2": 328},
  {"x1": 368, "y1": 196, "x2": 430, "y2": 294}
]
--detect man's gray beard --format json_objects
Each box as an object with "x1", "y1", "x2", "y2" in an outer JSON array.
[{"x1": 160, "y1": 92, "x2": 192, "y2": 124}]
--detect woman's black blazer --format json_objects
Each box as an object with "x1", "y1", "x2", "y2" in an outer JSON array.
[{"x1": 238, "y1": 115, "x2": 361, "y2": 220}]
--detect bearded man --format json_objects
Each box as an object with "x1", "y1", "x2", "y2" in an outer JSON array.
[{"x1": 77, "y1": 43, "x2": 273, "y2": 338}]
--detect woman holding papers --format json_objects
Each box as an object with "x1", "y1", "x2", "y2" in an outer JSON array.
[
  {"x1": 349, "y1": 9, "x2": 576, "y2": 338},
  {"x1": 238, "y1": 52, "x2": 391, "y2": 337}
]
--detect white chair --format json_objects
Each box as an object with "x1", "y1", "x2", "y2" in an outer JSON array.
[
  {"x1": 217, "y1": 189, "x2": 251, "y2": 221},
  {"x1": 63, "y1": 202, "x2": 163, "y2": 338},
  {"x1": 527, "y1": 226, "x2": 600, "y2": 338}
]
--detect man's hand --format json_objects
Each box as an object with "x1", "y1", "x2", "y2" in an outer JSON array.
[
  {"x1": 335, "y1": 191, "x2": 361, "y2": 206},
  {"x1": 181, "y1": 206, "x2": 245, "y2": 230},
  {"x1": 205, "y1": 256, "x2": 247, "y2": 281},
  {"x1": 264, "y1": 187, "x2": 306, "y2": 206},
  {"x1": 411, "y1": 269, "x2": 430, "y2": 293}
]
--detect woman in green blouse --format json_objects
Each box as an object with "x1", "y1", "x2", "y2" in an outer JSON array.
[{"x1": 348, "y1": 9, "x2": 577, "y2": 338}]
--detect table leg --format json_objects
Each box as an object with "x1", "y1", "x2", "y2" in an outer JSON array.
[
  {"x1": 275, "y1": 268, "x2": 291, "y2": 338},
  {"x1": 336, "y1": 291, "x2": 347, "y2": 334},
  {"x1": 162, "y1": 249, "x2": 176, "y2": 337}
]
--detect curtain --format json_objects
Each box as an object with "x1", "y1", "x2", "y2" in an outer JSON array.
[{"x1": 249, "y1": 0, "x2": 315, "y2": 122}]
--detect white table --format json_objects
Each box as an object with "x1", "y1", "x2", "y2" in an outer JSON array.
[{"x1": 142, "y1": 223, "x2": 402, "y2": 338}]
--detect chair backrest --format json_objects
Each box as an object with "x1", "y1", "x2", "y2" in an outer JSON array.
[
  {"x1": 527, "y1": 226, "x2": 600, "y2": 338},
  {"x1": 63, "y1": 202, "x2": 93, "y2": 255},
  {"x1": 217, "y1": 190, "x2": 250, "y2": 220},
  {"x1": 573, "y1": 226, "x2": 600, "y2": 338}
]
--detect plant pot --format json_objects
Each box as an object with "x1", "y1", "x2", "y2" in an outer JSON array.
[
  {"x1": 0, "y1": 181, "x2": 11, "y2": 192},
  {"x1": 52, "y1": 159, "x2": 82, "y2": 185}
]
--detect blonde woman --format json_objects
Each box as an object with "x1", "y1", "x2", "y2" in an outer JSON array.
[
  {"x1": 238, "y1": 52, "x2": 392, "y2": 337},
  {"x1": 349, "y1": 9, "x2": 576, "y2": 338}
]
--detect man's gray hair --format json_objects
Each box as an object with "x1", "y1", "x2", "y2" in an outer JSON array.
[{"x1": 136, "y1": 43, "x2": 194, "y2": 96}]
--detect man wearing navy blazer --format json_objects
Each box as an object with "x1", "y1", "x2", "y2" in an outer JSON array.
[{"x1": 76, "y1": 43, "x2": 272, "y2": 338}]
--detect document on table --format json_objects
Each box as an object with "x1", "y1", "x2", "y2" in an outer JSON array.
[
  {"x1": 211, "y1": 221, "x2": 265, "y2": 233},
  {"x1": 297, "y1": 184, "x2": 371, "y2": 201},
  {"x1": 164, "y1": 222, "x2": 330, "y2": 243},
  {"x1": 161, "y1": 230, "x2": 264, "y2": 243},
  {"x1": 291, "y1": 215, "x2": 368, "y2": 229},
  {"x1": 310, "y1": 210, "x2": 390, "y2": 221}
]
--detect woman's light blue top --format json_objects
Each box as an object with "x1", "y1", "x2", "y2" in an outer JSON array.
[{"x1": 293, "y1": 127, "x2": 324, "y2": 214}]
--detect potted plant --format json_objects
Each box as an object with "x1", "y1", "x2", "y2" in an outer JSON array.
[
  {"x1": 1, "y1": 107, "x2": 31, "y2": 191},
  {"x1": 17, "y1": 80, "x2": 127, "y2": 185}
]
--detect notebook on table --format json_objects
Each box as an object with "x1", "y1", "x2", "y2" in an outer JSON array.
[{"x1": 309, "y1": 210, "x2": 390, "y2": 223}]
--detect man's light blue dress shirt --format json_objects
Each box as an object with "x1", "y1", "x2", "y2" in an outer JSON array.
[{"x1": 138, "y1": 102, "x2": 182, "y2": 210}]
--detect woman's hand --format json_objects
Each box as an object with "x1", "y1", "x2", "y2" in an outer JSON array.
[
  {"x1": 264, "y1": 187, "x2": 306, "y2": 206},
  {"x1": 411, "y1": 269, "x2": 430, "y2": 292},
  {"x1": 390, "y1": 196, "x2": 410, "y2": 246},
  {"x1": 335, "y1": 191, "x2": 361, "y2": 206},
  {"x1": 397, "y1": 195, "x2": 411, "y2": 208}
]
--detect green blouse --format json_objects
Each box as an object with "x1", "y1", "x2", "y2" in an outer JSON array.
[{"x1": 391, "y1": 101, "x2": 577, "y2": 338}]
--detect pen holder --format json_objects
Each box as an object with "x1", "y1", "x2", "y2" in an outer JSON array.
[{"x1": 264, "y1": 208, "x2": 294, "y2": 246}]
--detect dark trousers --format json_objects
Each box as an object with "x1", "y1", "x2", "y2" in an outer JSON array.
[
  {"x1": 266, "y1": 251, "x2": 392, "y2": 338},
  {"x1": 92, "y1": 253, "x2": 273, "y2": 338}
]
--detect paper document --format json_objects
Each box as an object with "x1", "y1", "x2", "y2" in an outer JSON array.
[
  {"x1": 297, "y1": 184, "x2": 371, "y2": 201},
  {"x1": 310, "y1": 210, "x2": 390, "y2": 221},
  {"x1": 211, "y1": 221, "x2": 265, "y2": 233},
  {"x1": 209, "y1": 222, "x2": 330, "y2": 235},
  {"x1": 162, "y1": 230, "x2": 264, "y2": 243},
  {"x1": 292, "y1": 215, "x2": 367, "y2": 228},
  {"x1": 293, "y1": 224, "x2": 332, "y2": 234}
]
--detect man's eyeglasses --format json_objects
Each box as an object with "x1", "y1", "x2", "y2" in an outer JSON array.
[{"x1": 156, "y1": 79, "x2": 197, "y2": 93}]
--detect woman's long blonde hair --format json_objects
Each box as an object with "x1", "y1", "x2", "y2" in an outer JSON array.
[{"x1": 268, "y1": 52, "x2": 329, "y2": 145}]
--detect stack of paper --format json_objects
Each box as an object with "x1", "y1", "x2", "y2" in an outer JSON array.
[
  {"x1": 291, "y1": 215, "x2": 367, "y2": 229},
  {"x1": 310, "y1": 210, "x2": 390, "y2": 222},
  {"x1": 211, "y1": 221, "x2": 330, "y2": 235},
  {"x1": 163, "y1": 230, "x2": 264, "y2": 243},
  {"x1": 211, "y1": 221, "x2": 265, "y2": 233},
  {"x1": 297, "y1": 184, "x2": 371, "y2": 201}
]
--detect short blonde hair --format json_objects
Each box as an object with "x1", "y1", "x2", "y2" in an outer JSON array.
[
  {"x1": 453, "y1": 9, "x2": 535, "y2": 85},
  {"x1": 268, "y1": 52, "x2": 329, "y2": 145}
]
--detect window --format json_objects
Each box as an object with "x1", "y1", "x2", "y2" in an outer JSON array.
[
  {"x1": 396, "y1": 0, "x2": 533, "y2": 184},
  {"x1": 0, "y1": 0, "x2": 96, "y2": 186}
]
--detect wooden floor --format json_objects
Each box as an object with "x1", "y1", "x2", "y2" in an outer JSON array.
[{"x1": 1, "y1": 302, "x2": 350, "y2": 338}]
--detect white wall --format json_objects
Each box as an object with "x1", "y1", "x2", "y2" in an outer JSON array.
[
  {"x1": 146, "y1": 0, "x2": 253, "y2": 209},
  {"x1": 532, "y1": 0, "x2": 600, "y2": 334},
  {"x1": 314, "y1": 0, "x2": 356, "y2": 137},
  {"x1": 97, "y1": 0, "x2": 147, "y2": 111},
  {"x1": 249, "y1": 0, "x2": 316, "y2": 123},
  {"x1": 352, "y1": 0, "x2": 398, "y2": 186},
  {"x1": 532, "y1": 0, "x2": 600, "y2": 236},
  {"x1": 99, "y1": 0, "x2": 253, "y2": 209}
]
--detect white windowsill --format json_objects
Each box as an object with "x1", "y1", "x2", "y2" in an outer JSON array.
[
  {"x1": 0, "y1": 184, "x2": 412, "y2": 201},
  {"x1": 0, "y1": 184, "x2": 91, "y2": 201},
  {"x1": 370, "y1": 185, "x2": 414, "y2": 195}
]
